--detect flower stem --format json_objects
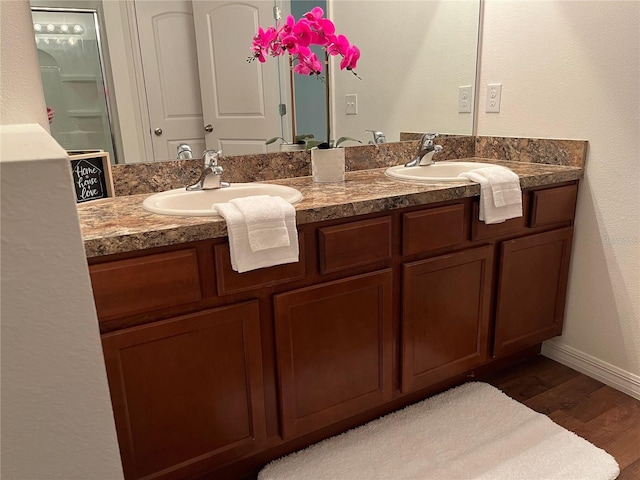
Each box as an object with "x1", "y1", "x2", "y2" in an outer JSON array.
[
  {"x1": 289, "y1": 55, "x2": 297, "y2": 142},
  {"x1": 325, "y1": 50, "x2": 330, "y2": 147}
]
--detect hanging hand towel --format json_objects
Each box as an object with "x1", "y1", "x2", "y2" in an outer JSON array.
[
  {"x1": 459, "y1": 166, "x2": 522, "y2": 224},
  {"x1": 230, "y1": 195, "x2": 290, "y2": 252},
  {"x1": 214, "y1": 197, "x2": 299, "y2": 273}
]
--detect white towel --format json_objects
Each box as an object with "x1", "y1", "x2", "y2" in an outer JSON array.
[
  {"x1": 214, "y1": 197, "x2": 299, "y2": 273},
  {"x1": 230, "y1": 195, "x2": 290, "y2": 252},
  {"x1": 459, "y1": 166, "x2": 522, "y2": 224}
]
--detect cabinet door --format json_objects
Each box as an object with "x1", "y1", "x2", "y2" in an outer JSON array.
[
  {"x1": 494, "y1": 227, "x2": 573, "y2": 357},
  {"x1": 401, "y1": 245, "x2": 493, "y2": 393},
  {"x1": 102, "y1": 301, "x2": 266, "y2": 480},
  {"x1": 274, "y1": 270, "x2": 393, "y2": 439}
]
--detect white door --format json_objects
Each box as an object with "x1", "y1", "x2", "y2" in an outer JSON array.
[
  {"x1": 193, "y1": 0, "x2": 283, "y2": 155},
  {"x1": 135, "y1": 0, "x2": 206, "y2": 161}
]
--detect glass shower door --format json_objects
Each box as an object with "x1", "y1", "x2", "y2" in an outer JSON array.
[{"x1": 31, "y1": 7, "x2": 117, "y2": 163}]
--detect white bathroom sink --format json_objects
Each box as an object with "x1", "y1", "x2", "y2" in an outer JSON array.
[
  {"x1": 142, "y1": 183, "x2": 303, "y2": 216},
  {"x1": 385, "y1": 161, "x2": 499, "y2": 183}
]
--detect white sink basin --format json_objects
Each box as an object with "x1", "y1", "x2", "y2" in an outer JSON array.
[
  {"x1": 142, "y1": 183, "x2": 303, "y2": 216},
  {"x1": 385, "y1": 161, "x2": 499, "y2": 183}
]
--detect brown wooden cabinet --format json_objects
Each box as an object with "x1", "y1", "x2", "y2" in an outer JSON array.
[
  {"x1": 101, "y1": 301, "x2": 266, "y2": 480},
  {"x1": 493, "y1": 227, "x2": 574, "y2": 357},
  {"x1": 401, "y1": 245, "x2": 493, "y2": 393},
  {"x1": 273, "y1": 270, "x2": 393, "y2": 439},
  {"x1": 90, "y1": 181, "x2": 579, "y2": 479}
]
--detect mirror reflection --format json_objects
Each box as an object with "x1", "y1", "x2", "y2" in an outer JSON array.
[
  {"x1": 32, "y1": 7, "x2": 117, "y2": 162},
  {"x1": 32, "y1": 0, "x2": 480, "y2": 164}
]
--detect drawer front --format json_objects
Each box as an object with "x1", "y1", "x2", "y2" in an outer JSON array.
[
  {"x1": 471, "y1": 194, "x2": 528, "y2": 241},
  {"x1": 402, "y1": 203, "x2": 466, "y2": 256},
  {"x1": 530, "y1": 184, "x2": 578, "y2": 228},
  {"x1": 318, "y1": 217, "x2": 391, "y2": 274},
  {"x1": 90, "y1": 249, "x2": 202, "y2": 320},
  {"x1": 214, "y1": 233, "x2": 306, "y2": 295}
]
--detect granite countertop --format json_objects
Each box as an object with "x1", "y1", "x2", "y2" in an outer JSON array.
[{"x1": 78, "y1": 158, "x2": 583, "y2": 258}]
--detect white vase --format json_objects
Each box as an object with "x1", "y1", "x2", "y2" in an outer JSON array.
[
  {"x1": 311, "y1": 147, "x2": 345, "y2": 183},
  {"x1": 279, "y1": 143, "x2": 306, "y2": 152}
]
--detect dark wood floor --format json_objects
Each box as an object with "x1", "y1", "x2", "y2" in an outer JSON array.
[
  {"x1": 241, "y1": 355, "x2": 639, "y2": 480},
  {"x1": 481, "y1": 355, "x2": 640, "y2": 479}
]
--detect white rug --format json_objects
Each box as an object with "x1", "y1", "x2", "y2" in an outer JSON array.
[{"x1": 259, "y1": 382, "x2": 620, "y2": 480}]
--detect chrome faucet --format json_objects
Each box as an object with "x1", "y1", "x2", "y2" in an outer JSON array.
[
  {"x1": 405, "y1": 133, "x2": 443, "y2": 167},
  {"x1": 177, "y1": 143, "x2": 193, "y2": 160},
  {"x1": 366, "y1": 130, "x2": 386, "y2": 145},
  {"x1": 186, "y1": 150, "x2": 230, "y2": 190}
]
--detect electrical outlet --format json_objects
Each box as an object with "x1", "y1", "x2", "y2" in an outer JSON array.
[
  {"x1": 458, "y1": 86, "x2": 472, "y2": 113},
  {"x1": 345, "y1": 94, "x2": 358, "y2": 115},
  {"x1": 486, "y1": 83, "x2": 502, "y2": 113}
]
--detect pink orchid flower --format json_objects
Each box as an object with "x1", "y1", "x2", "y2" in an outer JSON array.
[
  {"x1": 251, "y1": 26, "x2": 273, "y2": 62},
  {"x1": 327, "y1": 34, "x2": 350, "y2": 57},
  {"x1": 340, "y1": 45, "x2": 360, "y2": 71},
  {"x1": 281, "y1": 34, "x2": 300, "y2": 54},
  {"x1": 303, "y1": 6, "x2": 325, "y2": 22},
  {"x1": 310, "y1": 18, "x2": 336, "y2": 46},
  {"x1": 292, "y1": 18, "x2": 312, "y2": 47}
]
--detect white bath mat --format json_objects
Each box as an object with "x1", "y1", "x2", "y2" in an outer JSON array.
[{"x1": 259, "y1": 382, "x2": 619, "y2": 480}]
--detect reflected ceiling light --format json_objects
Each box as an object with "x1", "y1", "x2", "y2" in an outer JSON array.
[{"x1": 32, "y1": 22, "x2": 86, "y2": 35}]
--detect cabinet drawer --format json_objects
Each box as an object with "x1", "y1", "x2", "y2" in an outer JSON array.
[
  {"x1": 318, "y1": 217, "x2": 391, "y2": 274},
  {"x1": 214, "y1": 233, "x2": 306, "y2": 295},
  {"x1": 90, "y1": 249, "x2": 202, "y2": 321},
  {"x1": 530, "y1": 184, "x2": 577, "y2": 228},
  {"x1": 471, "y1": 194, "x2": 528, "y2": 241},
  {"x1": 402, "y1": 203, "x2": 466, "y2": 256}
]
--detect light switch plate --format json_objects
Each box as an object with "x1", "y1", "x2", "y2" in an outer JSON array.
[
  {"x1": 486, "y1": 83, "x2": 502, "y2": 113},
  {"x1": 345, "y1": 94, "x2": 358, "y2": 115},
  {"x1": 458, "y1": 86, "x2": 472, "y2": 113}
]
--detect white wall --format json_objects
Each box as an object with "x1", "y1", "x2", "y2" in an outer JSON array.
[
  {"x1": 0, "y1": 2, "x2": 124, "y2": 478},
  {"x1": 477, "y1": 0, "x2": 640, "y2": 394},
  {"x1": 332, "y1": 0, "x2": 479, "y2": 142},
  {"x1": 0, "y1": 1, "x2": 48, "y2": 129}
]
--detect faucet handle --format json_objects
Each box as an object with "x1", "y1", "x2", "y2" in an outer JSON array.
[
  {"x1": 202, "y1": 149, "x2": 222, "y2": 167},
  {"x1": 420, "y1": 132, "x2": 439, "y2": 146},
  {"x1": 177, "y1": 143, "x2": 193, "y2": 159}
]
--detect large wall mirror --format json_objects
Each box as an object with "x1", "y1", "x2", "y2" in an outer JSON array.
[{"x1": 32, "y1": 0, "x2": 481, "y2": 164}]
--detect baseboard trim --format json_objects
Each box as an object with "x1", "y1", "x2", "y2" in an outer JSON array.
[{"x1": 542, "y1": 340, "x2": 640, "y2": 401}]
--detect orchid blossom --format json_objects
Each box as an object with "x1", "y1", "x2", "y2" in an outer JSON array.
[
  {"x1": 250, "y1": 6, "x2": 359, "y2": 79},
  {"x1": 250, "y1": 7, "x2": 360, "y2": 148}
]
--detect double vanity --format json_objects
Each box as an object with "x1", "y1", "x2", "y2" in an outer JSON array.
[{"x1": 78, "y1": 137, "x2": 586, "y2": 480}]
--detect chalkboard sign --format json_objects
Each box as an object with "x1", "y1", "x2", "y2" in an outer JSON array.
[{"x1": 68, "y1": 151, "x2": 114, "y2": 203}]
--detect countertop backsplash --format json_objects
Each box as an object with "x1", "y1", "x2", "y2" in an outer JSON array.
[{"x1": 110, "y1": 136, "x2": 585, "y2": 197}]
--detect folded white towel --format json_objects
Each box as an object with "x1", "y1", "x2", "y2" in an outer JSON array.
[
  {"x1": 459, "y1": 166, "x2": 522, "y2": 224},
  {"x1": 214, "y1": 197, "x2": 299, "y2": 273},
  {"x1": 230, "y1": 195, "x2": 290, "y2": 252}
]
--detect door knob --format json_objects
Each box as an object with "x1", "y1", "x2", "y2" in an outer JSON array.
[
  {"x1": 204, "y1": 124, "x2": 214, "y2": 133},
  {"x1": 154, "y1": 128, "x2": 162, "y2": 136}
]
